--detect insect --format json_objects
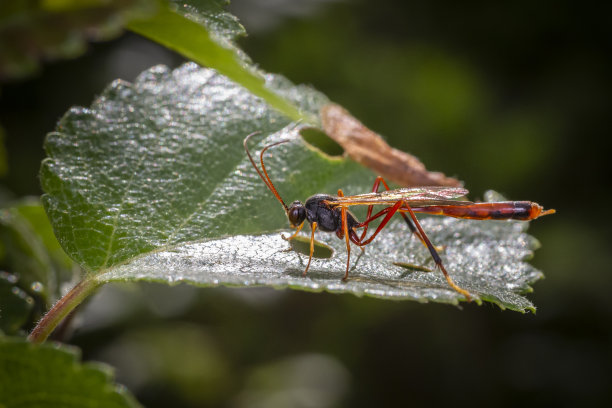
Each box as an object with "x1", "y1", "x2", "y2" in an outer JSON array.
[{"x1": 244, "y1": 132, "x2": 555, "y2": 301}]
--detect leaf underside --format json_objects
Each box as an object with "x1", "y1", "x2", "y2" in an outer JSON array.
[{"x1": 42, "y1": 63, "x2": 544, "y2": 312}]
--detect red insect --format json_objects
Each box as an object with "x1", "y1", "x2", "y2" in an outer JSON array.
[{"x1": 244, "y1": 133, "x2": 555, "y2": 301}]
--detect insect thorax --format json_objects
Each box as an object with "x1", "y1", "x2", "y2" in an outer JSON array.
[{"x1": 304, "y1": 194, "x2": 358, "y2": 232}]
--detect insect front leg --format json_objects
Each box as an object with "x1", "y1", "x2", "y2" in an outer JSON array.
[
  {"x1": 282, "y1": 221, "x2": 305, "y2": 241},
  {"x1": 302, "y1": 222, "x2": 317, "y2": 277}
]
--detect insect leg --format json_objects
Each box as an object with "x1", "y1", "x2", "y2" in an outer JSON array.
[
  {"x1": 401, "y1": 203, "x2": 473, "y2": 301},
  {"x1": 360, "y1": 205, "x2": 444, "y2": 252},
  {"x1": 356, "y1": 200, "x2": 405, "y2": 246},
  {"x1": 338, "y1": 189, "x2": 351, "y2": 280},
  {"x1": 349, "y1": 229, "x2": 362, "y2": 245},
  {"x1": 358, "y1": 206, "x2": 394, "y2": 225},
  {"x1": 282, "y1": 221, "x2": 305, "y2": 241},
  {"x1": 303, "y1": 222, "x2": 317, "y2": 277}
]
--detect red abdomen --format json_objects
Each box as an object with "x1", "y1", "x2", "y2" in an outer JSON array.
[{"x1": 408, "y1": 201, "x2": 554, "y2": 221}]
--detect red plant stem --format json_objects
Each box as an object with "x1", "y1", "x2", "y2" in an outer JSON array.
[{"x1": 28, "y1": 277, "x2": 100, "y2": 344}]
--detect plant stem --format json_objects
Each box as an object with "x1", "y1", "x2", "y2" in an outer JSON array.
[{"x1": 28, "y1": 277, "x2": 100, "y2": 344}]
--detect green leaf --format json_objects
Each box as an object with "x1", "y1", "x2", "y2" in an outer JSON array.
[
  {"x1": 0, "y1": 0, "x2": 154, "y2": 80},
  {"x1": 0, "y1": 199, "x2": 78, "y2": 305},
  {"x1": 126, "y1": 0, "x2": 309, "y2": 122},
  {"x1": 0, "y1": 272, "x2": 34, "y2": 335},
  {"x1": 0, "y1": 337, "x2": 141, "y2": 407},
  {"x1": 41, "y1": 63, "x2": 545, "y2": 311},
  {"x1": 41, "y1": 63, "x2": 352, "y2": 271},
  {"x1": 168, "y1": 0, "x2": 246, "y2": 41},
  {"x1": 13, "y1": 200, "x2": 76, "y2": 276}
]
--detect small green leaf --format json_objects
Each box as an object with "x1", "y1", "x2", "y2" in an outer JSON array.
[
  {"x1": 168, "y1": 0, "x2": 246, "y2": 42},
  {"x1": 0, "y1": 205, "x2": 53, "y2": 300},
  {"x1": 0, "y1": 272, "x2": 34, "y2": 334},
  {"x1": 0, "y1": 337, "x2": 141, "y2": 407},
  {"x1": 126, "y1": 0, "x2": 309, "y2": 122},
  {"x1": 41, "y1": 63, "x2": 546, "y2": 311},
  {"x1": 393, "y1": 262, "x2": 433, "y2": 273},
  {"x1": 13, "y1": 200, "x2": 76, "y2": 276},
  {"x1": 0, "y1": 199, "x2": 77, "y2": 305}
]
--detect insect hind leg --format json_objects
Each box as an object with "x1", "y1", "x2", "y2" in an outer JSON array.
[
  {"x1": 401, "y1": 203, "x2": 474, "y2": 302},
  {"x1": 338, "y1": 189, "x2": 352, "y2": 281}
]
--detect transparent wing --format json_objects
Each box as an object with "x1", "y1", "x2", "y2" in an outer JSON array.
[{"x1": 329, "y1": 187, "x2": 471, "y2": 207}]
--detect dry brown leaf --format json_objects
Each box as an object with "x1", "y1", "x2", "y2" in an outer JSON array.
[{"x1": 320, "y1": 104, "x2": 461, "y2": 187}]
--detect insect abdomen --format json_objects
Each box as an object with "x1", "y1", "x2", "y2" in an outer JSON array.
[{"x1": 409, "y1": 201, "x2": 551, "y2": 220}]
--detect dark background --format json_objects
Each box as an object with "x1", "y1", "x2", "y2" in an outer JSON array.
[{"x1": 1, "y1": 0, "x2": 610, "y2": 406}]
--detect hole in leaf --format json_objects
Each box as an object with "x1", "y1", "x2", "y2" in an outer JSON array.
[
  {"x1": 300, "y1": 127, "x2": 344, "y2": 157},
  {"x1": 288, "y1": 235, "x2": 334, "y2": 259}
]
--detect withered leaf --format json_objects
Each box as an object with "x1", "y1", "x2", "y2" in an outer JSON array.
[{"x1": 320, "y1": 104, "x2": 461, "y2": 187}]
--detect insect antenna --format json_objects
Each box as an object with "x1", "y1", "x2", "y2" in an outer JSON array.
[{"x1": 244, "y1": 132, "x2": 290, "y2": 213}]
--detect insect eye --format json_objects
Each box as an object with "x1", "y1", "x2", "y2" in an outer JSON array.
[{"x1": 288, "y1": 205, "x2": 304, "y2": 226}]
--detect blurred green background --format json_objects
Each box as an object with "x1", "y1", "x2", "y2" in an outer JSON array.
[{"x1": 1, "y1": 0, "x2": 611, "y2": 406}]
